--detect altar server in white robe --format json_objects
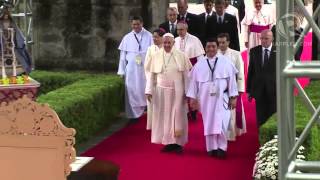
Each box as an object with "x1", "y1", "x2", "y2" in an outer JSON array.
[
  {"x1": 144, "y1": 28, "x2": 165, "y2": 130},
  {"x1": 187, "y1": 38, "x2": 238, "y2": 158},
  {"x1": 217, "y1": 33, "x2": 246, "y2": 141},
  {"x1": 145, "y1": 33, "x2": 192, "y2": 153},
  {"x1": 241, "y1": 0, "x2": 274, "y2": 51},
  {"x1": 117, "y1": 16, "x2": 153, "y2": 120},
  {"x1": 175, "y1": 21, "x2": 205, "y2": 121}
]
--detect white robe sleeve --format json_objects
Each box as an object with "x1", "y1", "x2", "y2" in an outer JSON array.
[
  {"x1": 242, "y1": 23, "x2": 249, "y2": 43},
  {"x1": 241, "y1": 13, "x2": 249, "y2": 43},
  {"x1": 196, "y1": 54, "x2": 204, "y2": 61},
  {"x1": 235, "y1": 53, "x2": 245, "y2": 92},
  {"x1": 145, "y1": 72, "x2": 155, "y2": 95},
  {"x1": 117, "y1": 50, "x2": 127, "y2": 75},
  {"x1": 186, "y1": 67, "x2": 198, "y2": 99},
  {"x1": 183, "y1": 54, "x2": 193, "y2": 95},
  {"x1": 227, "y1": 68, "x2": 239, "y2": 98},
  {"x1": 144, "y1": 47, "x2": 152, "y2": 72},
  {"x1": 144, "y1": 48, "x2": 153, "y2": 95}
]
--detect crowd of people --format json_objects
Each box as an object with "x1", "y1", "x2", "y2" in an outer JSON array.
[{"x1": 117, "y1": 0, "x2": 302, "y2": 159}]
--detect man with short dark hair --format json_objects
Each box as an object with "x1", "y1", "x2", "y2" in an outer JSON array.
[
  {"x1": 198, "y1": 0, "x2": 215, "y2": 46},
  {"x1": 117, "y1": 16, "x2": 153, "y2": 122},
  {"x1": 217, "y1": 33, "x2": 246, "y2": 140},
  {"x1": 187, "y1": 38, "x2": 238, "y2": 158},
  {"x1": 207, "y1": 0, "x2": 240, "y2": 51}
]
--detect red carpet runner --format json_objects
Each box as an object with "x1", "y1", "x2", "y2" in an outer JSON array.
[{"x1": 83, "y1": 33, "x2": 312, "y2": 180}]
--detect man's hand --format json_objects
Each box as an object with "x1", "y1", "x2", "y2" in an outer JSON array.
[
  {"x1": 229, "y1": 97, "x2": 237, "y2": 109},
  {"x1": 146, "y1": 94, "x2": 152, "y2": 102},
  {"x1": 174, "y1": 130, "x2": 183, "y2": 138},
  {"x1": 189, "y1": 98, "x2": 198, "y2": 110},
  {"x1": 245, "y1": 42, "x2": 249, "y2": 48},
  {"x1": 248, "y1": 94, "x2": 253, "y2": 102}
]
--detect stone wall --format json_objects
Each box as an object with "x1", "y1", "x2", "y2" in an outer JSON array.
[{"x1": 32, "y1": 0, "x2": 168, "y2": 72}]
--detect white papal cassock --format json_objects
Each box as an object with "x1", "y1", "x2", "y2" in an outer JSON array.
[{"x1": 145, "y1": 47, "x2": 192, "y2": 146}]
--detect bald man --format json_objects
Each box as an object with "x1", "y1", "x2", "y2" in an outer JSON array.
[
  {"x1": 247, "y1": 30, "x2": 276, "y2": 127},
  {"x1": 145, "y1": 33, "x2": 192, "y2": 153}
]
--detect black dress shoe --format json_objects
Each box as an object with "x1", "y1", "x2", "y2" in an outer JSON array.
[
  {"x1": 161, "y1": 144, "x2": 176, "y2": 152},
  {"x1": 174, "y1": 144, "x2": 183, "y2": 154},
  {"x1": 188, "y1": 110, "x2": 197, "y2": 121},
  {"x1": 128, "y1": 118, "x2": 139, "y2": 124},
  {"x1": 191, "y1": 110, "x2": 197, "y2": 120},
  {"x1": 208, "y1": 150, "x2": 218, "y2": 157},
  {"x1": 216, "y1": 149, "x2": 226, "y2": 159}
]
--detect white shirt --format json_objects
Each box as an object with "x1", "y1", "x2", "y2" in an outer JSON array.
[
  {"x1": 169, "y1": 20, "x2": 177, "y2": 32},
  {"x1": 216, "y1": 13, "x2": 225, "y2": 23},
  {"x1": 179, "y1": 13, "x2": 187, "y2": 20},
  {"x1": 207, "y1": 55, "x2": 217, "y2": 66},
  {"x1": 205, "y1": 11, "x2": 214, "y2": 22}
]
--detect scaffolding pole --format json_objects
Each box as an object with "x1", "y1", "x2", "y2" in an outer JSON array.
[{"x1": 277, "y1": 0, "x2": 320, "y2": 179}]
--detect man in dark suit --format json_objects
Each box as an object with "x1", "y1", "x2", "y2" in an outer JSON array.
[
  {"x1": 207, "y1": 0, "x2": 240, "y2": 51},
  {"x1": 177, "y1": 0, "x2": 200, "y2": 38},
  {"x1": 198, "y1": 0, "x2": 215, "y2": 46},
  {"x1": 159, "y1": 7, "x2": 178, "y2": 37},
  {"x1": 247, "y1": 30, "x2": 276, "y2": 127},
  {"x1": 228, "y1": 0, "x2": 245, "y2": 23}
]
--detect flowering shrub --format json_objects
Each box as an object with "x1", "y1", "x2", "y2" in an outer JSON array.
[{"x1": 253, "y1": 136, "x2": 306, "y2": 180}]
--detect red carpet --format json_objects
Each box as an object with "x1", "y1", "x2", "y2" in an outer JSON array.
[
  {"x1": 82, "y1": 33, "x2": 312, "y2": 180},
  {"x1": 83, "y1": 109, "x2": 259, "y2": 180}
]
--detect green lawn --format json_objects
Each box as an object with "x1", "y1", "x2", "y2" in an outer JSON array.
[{"x1": 260, "y1": 80, "x2": 320, "y2": 160}]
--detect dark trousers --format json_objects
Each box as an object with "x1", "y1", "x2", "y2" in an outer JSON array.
[{"x1": 255, "y1": 88, "x2": 277, "y2": 127}]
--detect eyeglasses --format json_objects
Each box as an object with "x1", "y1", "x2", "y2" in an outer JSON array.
[{"x1": 176, "y1": 29, "x2": 185, "y2": 31}]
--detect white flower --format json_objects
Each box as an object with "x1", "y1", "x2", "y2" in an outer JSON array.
[
  {"x1": 297, "y1": 155, "x2": 305, "y2": 159},
  {"x1": 253, "y1": 136, "x2": 306, "y2": 179},
  {"x1": 255, "y1": 174, "x2": 261, "y2": 179}
]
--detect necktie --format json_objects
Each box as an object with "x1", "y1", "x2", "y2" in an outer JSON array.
[
  {"x1": 218, "y1": 16, "x2": 222, "y2": 24},
  {"x1": 206, "y1": 14, "x2": 210, "y2": 23},
  {"x1": 263, "y1": 49, "x2": 269, "y2": 66},
  {"x1": 180, "y1": 15, "x2": 185, "y2": 21},
  {"x1": 170, "y1": 23, "x2": 175, "y2": 34}
]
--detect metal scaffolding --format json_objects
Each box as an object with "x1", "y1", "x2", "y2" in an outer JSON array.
[
  {"x1": 277, "y1": 0, "x2": 320, "y2": 179},
  {"x1": 10, "y1": 0, "x2": 33, "y2": 49}
]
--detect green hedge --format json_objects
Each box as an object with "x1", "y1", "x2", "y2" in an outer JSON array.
[
  {"x1": 30, "y1": 70, "x2": 92, "y2": 95},
  {"x1": 34, "y1": 72, "x2": 124, "y2": 143},
  {"x1": 260, "y1": 81, "x2": 320, "y2": 160}
]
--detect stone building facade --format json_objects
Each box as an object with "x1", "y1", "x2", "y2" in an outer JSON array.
[{"x1": 32, "y1": 0, "x2": 169, "y2": 71}]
